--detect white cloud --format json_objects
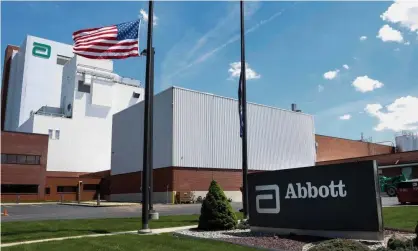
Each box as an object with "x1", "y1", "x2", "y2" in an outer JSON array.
[
  {"x1": 381, "y1": 0, "x2": 418, "y2": 32},
  {"x1": 323, "y1": 69, "x2": 339, "y2": 80},
  {"x1": 228, "y1": 62, "x2": 260, "y2": 80},
  {"x1": 318, "y1": 84, "x2": 324, "y2": 93},
  {"x1": 140, "y1": 9, "x2": 158, "y2": 26},
  {"x1": 404, "y1": 41, "x2": 410, "y2": 45},
  {"x1": 377, "y1": 24, "x2": 404, "y2": 43},
  {"x1": 359, "y1": 36, "x2": 368, "y2": 41},
  {"x1": 394, "y1": 48, "x2": 401, "y2": 51},
  {"x1": 365, "y1": 96, "x2": 418, "y2": 132},
  {"x1": 352, "y1": 76, "x2": 384, "y2": 93},
  {"x1": 339, "y1": 114, "x2": 351, "y2": 120},
  {"x1": 343, "y1": 64, "x2": 349, "y2": 70}
]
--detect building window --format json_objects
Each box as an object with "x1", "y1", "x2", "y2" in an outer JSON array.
[
  {"x1": 45, "y1": 187, "x2": 50, "y2": 195},
  {"x1": 48, "y1": 129, "x2": 53, "y2": 139},
  {"x1": 78, "y1": 80, "x2": 91, "y2": 93},
  {"x1": 133, "y1": 92, "x2": 140, "y2": 98},
  {"x1": 1, "y1": 154, "x2": 41, "y2": 165},
  {"x1": 17, "y1": 155, "x2": 27, "y2": 164},
  {"x1": 57, "y1": 186, "x2": 77, "y2": 193},
  {"x1": 83, "y1": 184, "x2": 100, "y2": 191},
  {"x1": 56, "y1": 55, "x2": 71, "y2": 66},
  {"x1": 1, "y1": 184, "x2": 38, "y2": 194},
  {"x1": 6, "y1": 154, "x2": 17, "y2": 164},
  {"x1": 55, "y1": 129, "x2": 60, "y2": 140}
]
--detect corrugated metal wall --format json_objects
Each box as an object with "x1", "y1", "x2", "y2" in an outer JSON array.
[
  {"x1": 172, "y1": 87, "x2": 316, "y2": 171},
  {"x1": 111, "y1": 88, "x2": 173, "y2": 175}
]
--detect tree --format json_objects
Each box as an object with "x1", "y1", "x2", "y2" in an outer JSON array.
[{"x1": 198, "y1": 180, "x2": 238, "y2": 230}]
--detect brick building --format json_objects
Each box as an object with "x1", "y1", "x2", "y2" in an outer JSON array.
[
  {"x1": 315, "y1": 134, "x2": 394, "y2": 161},
  {"x1": 1, "y1": 131, "x2": 48, "y2": 201},
  {"x1": 1, "y1": 131, "x2": 110, "y2": 202}
]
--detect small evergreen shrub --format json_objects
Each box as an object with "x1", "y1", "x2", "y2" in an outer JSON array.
[{"x1": 197, "y1": 180, "x2": 238, "y2": 231}]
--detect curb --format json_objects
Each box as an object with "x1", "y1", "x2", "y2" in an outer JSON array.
[
  {"x1": 173, "y1": 231, "x2": 284, "y2": 251},
  {"x1": 1, "y1": 202, "x2": 59, "y2": 206},
  {"x1": 384, "y1": 227, "x2": 416, "y2": 234},
  {"x1": 58, "y1": 203, "x2": 140, "y2": 207}
]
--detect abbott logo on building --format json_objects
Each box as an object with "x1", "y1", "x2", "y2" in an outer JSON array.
[
  {"x1": 256, "y1": 185, "x2": 280, "y2": 214},
  {"x1": 32, "y1": 42, "x2": 51, "y2": 59}
]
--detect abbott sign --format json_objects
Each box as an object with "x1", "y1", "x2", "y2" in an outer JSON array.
[{"x1": 248, "y1": 160, "x2": 383, "y2": 241}]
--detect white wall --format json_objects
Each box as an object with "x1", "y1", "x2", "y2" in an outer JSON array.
[
  {"x1": 28, "y1": 83, "x2": 143, "y2": 172},
  {"x1": 17, "y1": 54, "x2": 143, "y2": 172},
  {"x1": 172, "y1": 87, "x2": 316, "y2": 171},
  {"x1": 5, "y1": 37, "x2": 29, "y2": 131},
  {"x1": 4, "y1": 49, "x2": 21, "y2": 131},
  {"x1": 111, "y1": 86, "x2": 316, "y2": 175},
  {"x1": 16, "y1": 35, "x2": 73, "y2": 129},
  {"x1": 111, "y1": 88, "x2": 173, "y2": 175}
]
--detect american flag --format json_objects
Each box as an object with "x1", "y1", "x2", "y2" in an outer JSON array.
[{"x1": 72, "y1": 19, "x2": 141, "y2": 59}]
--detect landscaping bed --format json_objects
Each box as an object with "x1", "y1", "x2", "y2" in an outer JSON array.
[{"x1": 176, "y1": 229, "x2": 416, "y2": 251}]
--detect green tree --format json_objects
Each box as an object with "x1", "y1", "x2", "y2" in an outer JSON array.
[{"x1": 198, "y1": 180, "x2": 238, "y2": 231}]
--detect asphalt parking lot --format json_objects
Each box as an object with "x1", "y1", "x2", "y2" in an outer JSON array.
[
  {"x1": 1, "y1": 202, "x2": 242, "y2": 222},
  {"x1": 0, "y1": 197, "x2": 407, "y2": 222}
]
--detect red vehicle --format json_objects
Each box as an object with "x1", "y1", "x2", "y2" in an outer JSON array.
[{"x1": 396, "y1": 179, "x2": 418, "y2": 205}]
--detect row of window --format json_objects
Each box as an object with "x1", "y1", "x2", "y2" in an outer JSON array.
[
  {"x1": 1, "y1": 154, "x2": 41, "y2": 165},
  {"x1": 1, "y1": 184, "x2": 100, "y2": 194},
  {"x1": 1, "y1": 184, "x2": 38, "y2": 194}
]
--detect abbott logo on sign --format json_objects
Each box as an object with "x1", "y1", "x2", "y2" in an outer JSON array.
[
  {"x1": 255, "y1": 185, "x2": 280, "y2": 214},
  {"x1": 248, "y1": 160, "x2": 383, "y2": 241},
  {"x1": 32, "y1": 42, "x2": 51, "y2": 59}
]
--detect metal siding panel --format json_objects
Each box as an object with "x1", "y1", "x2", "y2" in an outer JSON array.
[
  {"x1": 111, "y1": 88, "x2": 173, "y2": 175},
  {"x1": 172, "y1": 87, "x2": 315, "y2": 170}
]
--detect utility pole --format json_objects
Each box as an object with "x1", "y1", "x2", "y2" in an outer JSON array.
[
  {"x1": 240, "y1": 0, "x2": 249, "y2": 220},
  {"x1": 139, "y1": 0, "x2": 154, "y2": 233}
]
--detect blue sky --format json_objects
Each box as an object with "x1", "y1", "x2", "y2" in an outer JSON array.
[{"x1": 2, "y1": 1, "x2": 417, "y2": 143}]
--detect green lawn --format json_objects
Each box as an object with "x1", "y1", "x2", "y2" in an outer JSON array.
[
  {"x1": 383, "y1": 207, "x2": 418, "y2": 231},
  {"x1": 1, "y1": 207, "x2": 416, "y2": 246},
  {"x1": 1, "y1": 213, "x2": 244, "y2": 244},
  {"x1": 2, "y1": 233, "x2": 257, "y2": 251}
]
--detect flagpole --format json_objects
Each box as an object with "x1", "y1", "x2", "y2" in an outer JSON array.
[
  {"x1": 149, "y1": 46, "x2": 155, "y2": 213},
  {"x1": 139, "y1": 0, "x2": 154, "y2": 233},
  {"x1": 240, "y1": 0, "x2": 249, "y2": 220}
]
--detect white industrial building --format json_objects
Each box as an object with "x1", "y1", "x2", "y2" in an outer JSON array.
[
  {"x1": 110, "y1": 87, "x2": 316, "y2": 202},
  {"x1": 395, "y1": 132, "x2": 418, "y2": 152},
  {"x1": 4, "y1": 35, "x2": 143, "y2": 172}
]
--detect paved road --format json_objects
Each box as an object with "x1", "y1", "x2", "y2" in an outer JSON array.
[
  {"x1": 1, "y1": 202, "x2": 242, "y2": 222},
  {"x1": 0, "y1": 197, "x2": 406, "y2": 222}
]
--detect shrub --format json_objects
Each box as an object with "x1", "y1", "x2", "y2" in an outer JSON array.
[
  {"x1": 308, "y1": 239, "x2": 370, "y2": 251},
  {"x1": 387, "y1": 237, "x2": 414, "y2": 250},
  {"x1": 379, "y1": 234, "x2": 418, "y2": 251},
  {"x1": 415, "y1": 222, "x2": 418, "y2": 247},
  {"x1": 197, "y1": 180, "x2": 238, "y2": 231}
]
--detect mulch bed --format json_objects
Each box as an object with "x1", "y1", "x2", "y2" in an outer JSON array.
[
  {"x1": 217, "y1": 229, "x2": 414, "y2": 251},
  {"x1": 219, "y1": 233, "x2": 327, "y2": 251}
]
